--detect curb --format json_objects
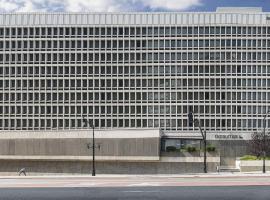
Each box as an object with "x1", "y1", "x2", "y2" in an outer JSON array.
[{"x1": 1, "y1": 173, "x2": 270, "y2": 179}]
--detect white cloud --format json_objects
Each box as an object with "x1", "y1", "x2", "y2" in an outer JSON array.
[
  {"x1": 64, "y1": 0, "x2": 117, "y2": 12},
  {"x1": 143, "y1": 0, "x2": 201, "y2": 10},
  {"x1": 0, "y1": 0, "x2": 20, "y2": 12},
  {"x1": 0, "y1": 0, "x2": 202, "y2": 12}
]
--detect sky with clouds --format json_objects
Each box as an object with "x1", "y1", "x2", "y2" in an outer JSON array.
[{"x1": 0, "y1": 0, "x2": 269, "y2": 12}]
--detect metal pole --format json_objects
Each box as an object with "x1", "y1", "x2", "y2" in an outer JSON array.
[
  {"x1": 263, "y1": 114, "x2": 267, "y2": 173},
  {"x1": 194, "y1": 115, "x2": 207, "y2": 173},
  {"x1": 92, "y1": 125, "x2": 96, "y2": 176},
  {"x1": 262, "y1": 110, "x2": 270, "y2": 173},
  {"x1": 204, "y1": 131, "x2": 207, "y2": 173}
]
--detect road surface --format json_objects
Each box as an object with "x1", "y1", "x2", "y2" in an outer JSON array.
[
  {"x1": 0, "y1": 175, "x2": 269, "y2": 199},
  {"x1": 0, "y1": 186, "x2": 269, "y2": 200},
  {"x1": 0, "y1": 175, "x2": 270, "y2": 188}
]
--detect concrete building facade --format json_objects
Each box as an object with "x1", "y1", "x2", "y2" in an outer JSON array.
[
  {"x1": 0, "y1": 7, "x2": 269, "y2": 173},
  {"x1": 0, "y1": 7, "x2": 269, "y2": 132}
]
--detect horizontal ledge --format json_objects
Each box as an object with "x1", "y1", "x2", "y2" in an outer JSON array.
[
  {"x1": 0, "y1": 129, "x2": 160, "y2": 139},
  {"x1": 0, "y1": 155, "x2": 160, "y2": 162},
  {"x1": 0, "y1": 155, "x2": 220, "y2": 163},
  {"x1": 160, "y1": 156, "x2": 220, "y2": 163},
  {"x1": 240, "y1": 160, "x2": 270, "y2": 166}
]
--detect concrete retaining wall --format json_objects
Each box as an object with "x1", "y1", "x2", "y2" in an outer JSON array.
[
  {"x1": 0, "y1": 159, "x2": 219, "y2": 175},
  {"x1": 240, "y1": 160, "x2": 270, "y2": 172}
]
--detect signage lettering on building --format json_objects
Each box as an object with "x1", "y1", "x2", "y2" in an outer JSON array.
[{"x1": 214, "y1": 134, "x2": 243, "y2": 140}]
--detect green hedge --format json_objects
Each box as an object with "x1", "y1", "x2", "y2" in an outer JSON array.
[
  {"x1": 206, "y1": 145, "x2": 216, "y2": 152},
  {"x1": 240, "y1": 155, "x2": 270, "y2": 160},
  {"x1": 186, "y1": 146, "x2": 197, "y2": 152},
  {"x1": 166, "y1": 146, "x2": 177, "y2": 152}
]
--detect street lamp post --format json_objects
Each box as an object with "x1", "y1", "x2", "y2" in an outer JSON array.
[
  {"x1": 83, "y1": 117, "x2": 96, "y2": 176},
  {"x1": 92, "y1": 125, "x2": 96, "y2": 176},
  {"x1": 197, "y1": 123, "x2": 207, "y2": 174},
  {"x1": 262, "y1": 109, "x2": 270, "y2": 173},
  {"x1": 188, "y1": 112, "x2": 207, "y2": 173},
  {"x1": 203, "y1": 130, "x2": 207, "y2": 174}
]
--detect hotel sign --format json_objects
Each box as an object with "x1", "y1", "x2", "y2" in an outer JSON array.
[
  {"x1": 214, "y1": 134, "x2": 243, "y2": 140},
  {"x1": 207, "y1": 133, "x2": 252, "y2": 140}
]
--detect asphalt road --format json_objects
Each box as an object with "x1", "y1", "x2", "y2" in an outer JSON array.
[
  {"x1": 0, "y1": 186, "x2": 269, "y2": 200},
  {"x1": 0, "y1": 175, "x2": 270, "y2": 199}
]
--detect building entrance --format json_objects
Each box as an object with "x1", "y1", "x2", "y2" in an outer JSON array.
[{"x1": 219, "y1": 141, "x2": 237, "y2": 167}]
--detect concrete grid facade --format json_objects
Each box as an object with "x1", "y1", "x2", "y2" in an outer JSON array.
[{"x1": 0, "y1": 8, "x2": 270, "y2": 134}]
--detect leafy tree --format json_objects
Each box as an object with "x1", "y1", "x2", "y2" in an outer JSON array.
[{"x1": 249, "y1": 132, "x2": 270, "y2": 158}]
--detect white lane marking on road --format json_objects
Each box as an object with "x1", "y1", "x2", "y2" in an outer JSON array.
[
  {"x1": 122, "y1": 190, "x2": 157, "y2": 193},
  {"x1": 128, "y1": 182, "x2": 160, "y2": 187},
  {"x1": 64, "y1": 182, "x2": 100, "y2": 187}
]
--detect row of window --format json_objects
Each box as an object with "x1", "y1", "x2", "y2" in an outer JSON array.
[
  {"x1": 1, "y1": 78, "x2": 270, "y2": 89},
  {"x1": 0, "y1": 105, "x2": 269, "y2": 115},
  {"x1": 1, "y1": 39, "x2": 270, "y2": 50},
  {"x1": 1, "y1": 26, "x2": 270, "y2": 38},
  {"x1": 1, "y1": 65, "x2": 270, "y2": 76},
  {"x1": 0, "y1": 118, "x2": 269, "y2": 131},
  {"x1": 1, "y1": 91, "x2": 270, "y2": 102},
  {"x1": 0, "y1": 52, "x2": 270, "y2": 63}
]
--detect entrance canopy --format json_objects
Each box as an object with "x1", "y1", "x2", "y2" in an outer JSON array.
[{"x1": 161, "y1": 132, "x2": 203, "y2": 140}]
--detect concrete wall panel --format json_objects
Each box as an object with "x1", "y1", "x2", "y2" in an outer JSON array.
[{"x1": 0, "y1": 137, "x2": 160, "y2": 158}]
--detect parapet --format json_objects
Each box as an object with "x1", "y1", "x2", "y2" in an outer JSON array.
[{"x1": 216, "y1": 7, "x2": 263, "y2": 13}]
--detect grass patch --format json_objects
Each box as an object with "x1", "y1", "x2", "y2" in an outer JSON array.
[{"x1": 240, "y1": 155, "x2": 270, "y2": 160}]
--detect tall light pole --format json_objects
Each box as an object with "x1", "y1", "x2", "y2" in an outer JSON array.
[
  {"x1": 91, "y1": 125, "x2": 95, "y2": 176},
  {"x1": 262, "y1": 109, "x2": 270, "y2": 173},
  {"x1": 188, "y1": 111, "x2": 207, "y2": 173},
  {"x1": 83, "y1": 117, "x2": 96, "y2": 176}
]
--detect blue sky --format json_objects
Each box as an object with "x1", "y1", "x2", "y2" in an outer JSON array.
[
  {"x1": 0, "y1": 0, "x2": 269, "y2": 12},
  {"x1": 189, "y1": 0, "x2": 270, "y2": 12}
]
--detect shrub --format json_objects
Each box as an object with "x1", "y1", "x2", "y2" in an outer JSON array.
[
  {"x1": 240, "y1": 155, "x2": 259, "y2": 160},
  {"x1": 186, "y1": 146, "x2": 197, "y2": 152},
  {"x1": 166, "y1": 146, "x2": 177, "y2": 152},
  {"x1": 240, "y1": 155, "x2": 270, "y2": 160},
  {"x1": 206, "y1": 145, "x2": 216, "y2": 152}
]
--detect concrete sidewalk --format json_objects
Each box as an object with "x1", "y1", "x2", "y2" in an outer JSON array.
[
  {"x1": 1, "y1": 172, "x2": 270, "y2": 179},
  {"x1": 0, "y1": 173, "x2": 270, "y2": 188}
]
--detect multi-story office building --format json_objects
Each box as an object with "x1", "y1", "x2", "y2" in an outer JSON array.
[{"x1": 0, "y1": 7, "x2": 269, "y2": 137}]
